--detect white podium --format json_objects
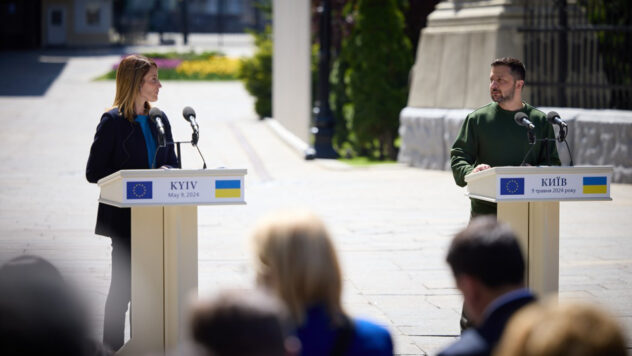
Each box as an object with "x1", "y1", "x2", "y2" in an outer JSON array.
[
  {"x1": 465, "y1": 166, "x2": 612, "y2": 297},
  {"x1": 97, "y1": 168, "x2": 247, "y2": 355}
]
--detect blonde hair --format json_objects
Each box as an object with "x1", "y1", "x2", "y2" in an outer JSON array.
[
  {"x1": 113, "y1": 54, "x2": 156, "y2": 122},
  {"x1": 252, "y1": 210, "x2": 343, "y2": 325},
  {"x1": 494, "y1": 300, "x2": 627, "y2": 356}
]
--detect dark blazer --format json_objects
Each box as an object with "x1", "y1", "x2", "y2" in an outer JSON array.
[
  {"x1": 86, "y1": 108, "x2": 179, "y2": 238},
  {"x1": 296, "y1": 305, "x2": 393, "y2": 356},
  {"x1": 438, "y1": 290, "x2": 535, "y2": 356}
]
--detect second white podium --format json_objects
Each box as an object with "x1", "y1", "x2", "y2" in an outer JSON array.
[{"x1": 465, "y1": 166, "x2": 612, "y2": 298}]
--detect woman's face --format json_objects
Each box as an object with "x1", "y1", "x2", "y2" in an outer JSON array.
[{"x1": 139, "y1": 66, "x2": 161, "y2": 103}]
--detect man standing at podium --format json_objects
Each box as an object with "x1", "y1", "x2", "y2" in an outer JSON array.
[
  {"x1": 86, "y1": 55, "x2": 179, "y2": 351},
  {"x1": 450, "y1": 57, "x2": 559, "y2": 331},
  {"x1": 450, "y1": 57, "x2": 560, "y2": 217}
]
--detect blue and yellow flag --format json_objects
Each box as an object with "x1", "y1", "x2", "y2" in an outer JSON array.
[
  {"x1": 215, "y1": 179, "x2": 241, "y2": 198},
  {"x1": 583, "y1": 176, "x2": 607, "y2": 194}
]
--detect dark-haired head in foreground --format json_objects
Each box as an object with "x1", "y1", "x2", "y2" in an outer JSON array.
[
  {"x1": 439, "y1": 217, "x2": 534, "y2": 356},
  {"x1": 190, "y1": 289, "x2": 295, "y2": 356},
  {"x1": 0, "y1": 255, "x2": 110, "y2": 356}
]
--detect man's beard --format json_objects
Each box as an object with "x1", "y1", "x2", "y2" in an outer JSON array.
[{"x1": 491, "y1": 85, "x2": 516, "y2": 103}]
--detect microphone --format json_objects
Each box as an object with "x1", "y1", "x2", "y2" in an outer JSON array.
[
  {"x1": 514, "y1": 112, "x2": 535, "y2": 130},
  {"x1": 182, "y1": 106, "x2": 199, "y2": 146},
  {"x1": 546, "y1": 111, "x2": 568, "y2": 128},
  {"x1": 182, "y1": 106, "x2": 199, "y2": 132},
  {"x1": 149, "y1": 107, "x2": 167, "y2": 147}
]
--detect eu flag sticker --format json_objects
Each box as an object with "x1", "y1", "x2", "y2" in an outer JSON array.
[
  {"x1": 127, "y1": 181, "x2": 153, "y2": 199},
  {"x1": 500, "y1": 178, "x2": 524, "y2": 195}
]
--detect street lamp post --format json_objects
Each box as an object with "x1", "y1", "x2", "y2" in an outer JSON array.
[{"x1": 309, "y1": 0, "x2": 338, "y2": 159}]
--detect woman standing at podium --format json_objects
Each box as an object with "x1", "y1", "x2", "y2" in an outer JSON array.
[{"x1": 86, "y1": 54, "x2": 179, "y2": 351}]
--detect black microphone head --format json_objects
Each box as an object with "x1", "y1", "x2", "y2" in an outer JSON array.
[
  {"x1": 182, "y1": 106, "x2": 196, "y2": 120},
  {"x1": 149, "y1": 107, "x2": 163, "y2": 122},
  {"x1": 514, "y1": 112, "x2": 528, "y2": 126},
  {"x1": 546, "y1": 111, "x2": 560, "y2": 124}
]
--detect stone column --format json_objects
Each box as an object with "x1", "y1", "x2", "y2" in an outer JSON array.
[
  {"x1": 407, "y1": 0, "x2": 527, "y2": 109},
  {"x1": 272, "y1": 0, "x2": 311, "y2": 143}
]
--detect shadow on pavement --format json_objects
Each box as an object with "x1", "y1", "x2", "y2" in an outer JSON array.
[
  {"x1": 0, "y1": 52, "x2": 66, "y2": 96},
  {"x1": 0, "y1": 47, "x2": 127, "y2": 97}
]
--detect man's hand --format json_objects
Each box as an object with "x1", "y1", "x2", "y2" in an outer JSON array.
[{"x1": 472, "y1": 164, "x2": 491, "y2": 173}]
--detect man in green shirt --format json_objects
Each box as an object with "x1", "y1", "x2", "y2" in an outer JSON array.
[{"x1": 451, "y1": 57, "x2": 561, "y2": 217}]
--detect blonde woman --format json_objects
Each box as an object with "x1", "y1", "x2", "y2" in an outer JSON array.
[
  {"x1": 494, "y1": 300, "x2": 627, "y2": 356},
  {"x1": 252, "y1": 210, "x2": 393, "y2": 356},
  {"x1": 86, "y1": 54, "x2": 178, "y2": 351}
]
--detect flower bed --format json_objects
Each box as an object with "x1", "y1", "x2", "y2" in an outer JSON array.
[{"x1": 96, "y1": 51, "x2": 240, "y2": 81}]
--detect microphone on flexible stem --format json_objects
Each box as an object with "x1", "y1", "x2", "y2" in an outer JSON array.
[
  {"x1": 149, "y1": 107, "x2": 167, "y2": 147},
  {"x1": 514, "y1": 112, "x2": 535, "y2": 130},
  {"x1": 514, "y1": 112, "x2": 536, "y2": 147},
  {"x1": 182, "y1": 106, "x2": 199, "y2": 146},
  {"x1": 181, "y1": 106, "x2": 207, "y2": 169},
  {"x1": 546, "y1": 110, "x2": 568, "y2": 142},
  {"x1": 547, "y1": 111, "x2": 574, "y2": 166},
  {"x1": 546, "y1": 111, "x2": 568, "y2": 128}
]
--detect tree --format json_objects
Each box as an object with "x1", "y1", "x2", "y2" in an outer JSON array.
[{"x1": 342, "y1": 0, "x2": 412, "y2": 160}]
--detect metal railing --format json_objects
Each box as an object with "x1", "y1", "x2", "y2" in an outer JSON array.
[{"x1": 519, "y1": 0, "x2": 632, "y2": 109}]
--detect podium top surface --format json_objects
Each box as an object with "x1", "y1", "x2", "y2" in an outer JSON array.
[
  {"x1": 464, "y1": 165, "x2": 613, "y2": 202},
  {"x1": 97, "y1": 168, "x2": 248, "y2": 207},
  {"x1": 97, "y1": 168, "x2": 247, "y2": 186}
]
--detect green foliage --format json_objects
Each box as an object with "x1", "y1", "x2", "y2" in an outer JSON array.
[
  {"x1": 238, "y1": 27, "x2": 273, "y2": 118},
  {"x1": 340, "y1": 0, "x2": 412, "y2": 160},
  {"x1": 338, "y1": 156, "x2": 397, "y2": 166}
]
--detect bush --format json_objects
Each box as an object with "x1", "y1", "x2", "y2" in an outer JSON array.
[{"x1": 238, "y1": 27, "x2": 273, "y2": 118}]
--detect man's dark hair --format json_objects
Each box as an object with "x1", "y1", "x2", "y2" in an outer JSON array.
[
  {"x1": 191, "y1": 289, "x2": 289, "y2": 356},
  {"x1": 446, "y1": 216, "x2": 525, "y2": 288},
  {"x1": 491, "y1": 57, "x2": 526, "y2": 82}
]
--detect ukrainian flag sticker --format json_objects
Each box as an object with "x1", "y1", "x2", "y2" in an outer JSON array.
[
  {"x1": 215, "y1": 179, "x2": 241, "y2": 198},
  {"x1": 582, "y1": 176, "x2": 607, "y2": 194}
]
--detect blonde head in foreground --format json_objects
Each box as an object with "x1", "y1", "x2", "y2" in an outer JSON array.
[
  {"x1": 494, "y1": 300, "x2": 627, "y2": 356},
  {"x1": 252, "y1": 210, "x2": 343, "y2": 326}
]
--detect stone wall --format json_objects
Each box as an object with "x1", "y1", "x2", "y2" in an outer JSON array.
[{"x1": 398, "y1": 107, "x2": 632, "y2": 183}]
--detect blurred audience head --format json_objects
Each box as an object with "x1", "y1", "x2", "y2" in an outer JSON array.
[
  {"x1": 446, "y1": 216, "x2": 526, "y2": 324},
  {"x1": 494, "y1": 300, "x2": 627, "y2": 356},
  {"x1": 0, "y1": 255, "x2": 104, "y2": 355},
  {"x1": 252, "y1": 209, "x2": 343, "y2": 325},
  {"x1": 189, "y1": 289, "x2": 297, "y2": 356}
]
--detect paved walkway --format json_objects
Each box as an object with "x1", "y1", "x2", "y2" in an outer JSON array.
[{"x1": 0, "y1": 41, "x2": 631, "y2": 355}]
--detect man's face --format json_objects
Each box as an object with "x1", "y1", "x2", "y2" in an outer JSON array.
[{"x1": 489, "y1": 65, "x2": 521, "y2": 104}]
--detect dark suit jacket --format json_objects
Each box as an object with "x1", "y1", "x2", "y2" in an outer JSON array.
[
  {"x1": 438, "y1": 290, "x2": 535, "y2": 356},
  {"x1": 86, "y1": 108, "x2": 179, "y2": 238}
]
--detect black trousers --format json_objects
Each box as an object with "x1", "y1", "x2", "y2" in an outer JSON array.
[{"x1": 103, "y1": 234, "x2": 131, "y2": 351}]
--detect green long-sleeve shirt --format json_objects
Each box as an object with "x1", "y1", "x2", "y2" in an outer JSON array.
[{"x1": 450, "y1": 102, "x2": 561, "y2": 216}]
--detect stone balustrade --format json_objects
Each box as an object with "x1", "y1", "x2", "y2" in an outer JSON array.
[{"x1": 398, "y1": 107, "x2": 632, "y2": 183}]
